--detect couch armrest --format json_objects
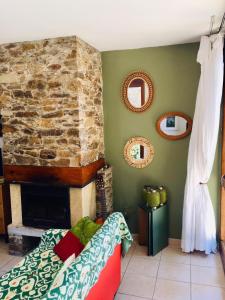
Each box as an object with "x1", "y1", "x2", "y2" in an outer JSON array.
[
  {"x1": 40, "y1": 229, "x2": 68, "y2": 248},
  {"x1": 42, "y1": 212, "x2": 133, "y2": 300}
]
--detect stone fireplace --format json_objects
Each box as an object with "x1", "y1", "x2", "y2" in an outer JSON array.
[
  {"x1": 7, "y1": 171, "x2": 102, "y2": 254},
  {"x1": 0, "y1": 35, "x2": 106, "y2": 255}
]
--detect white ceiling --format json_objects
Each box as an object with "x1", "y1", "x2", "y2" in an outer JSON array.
[{"x1": 0, "y1": 0, "x2": 224, "y2": 51}]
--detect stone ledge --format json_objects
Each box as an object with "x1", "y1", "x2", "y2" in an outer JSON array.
[{"x1": 8, "y1": 223, "x2": 45, "y2": 237}]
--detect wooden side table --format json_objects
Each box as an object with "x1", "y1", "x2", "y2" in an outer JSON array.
[{"x1": 138, "y1": 204, "x2": 168, "y2": 256}]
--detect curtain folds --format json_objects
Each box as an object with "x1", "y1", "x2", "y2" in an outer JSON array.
[{"x1": 181, "y1": 34, "x2": 224, "y2": 254}]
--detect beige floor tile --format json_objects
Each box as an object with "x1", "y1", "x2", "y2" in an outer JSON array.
[
  {"x1": 133, "y1": 245, "x2": 161, "y2": 260},
  {"x1": 0, "y1": 240, "x2": 9, "y2": 254},
  {"x1": 153, "y1": 278, "x2": 190, "y2": 300},
  {"x1": 192, "y1": 284, "x2": 225, "y2": 300},
  {"x1": 133, "y1": 244, "x2": 148, "y2": 256},
  {"x1": 1, "y1": 256, "x2": 23, "y2": 272},
  {"x1": 115, "y1": 293, "x2": 149, "y2": 300},
  {"x1": 119, "y1": 273, "x2": 155, "y2": 299},
  {"x1": 191, "y1": 265, "x2": 225, "y2": 288},
  {"x1": 158, "y1": 261, "x2": 190, "y2": 282},
  {"x1": 126, "y1": 256, "x2": 159, "y2": 277},
  {"x1": 122, "y1": 255, "x2": 132, "y2": 274},
  {"x1": 127, "y1": 242, "x2": 136, "y2": 257},
  {"x1": 161, "y1": 247, "x2": 191, "y2": 265},
  {"x1": 0, "y1": 248, "x2": 8, "y2": 255},
  {"x1": 0, "y1": 254, "x2": 15, "y2": 269},
  {"x1": 191, "y1": 252, "x2": 223, "y2": 269},
  {"x1": 10, "y1": 256, "x2": 23, "y2": 266}
]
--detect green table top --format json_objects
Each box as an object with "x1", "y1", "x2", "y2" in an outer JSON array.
[{"x1": 139, "y1": 203, "x2": 168, "y2": 212}]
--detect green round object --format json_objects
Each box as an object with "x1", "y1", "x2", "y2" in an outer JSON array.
[
  {"x1": 143, "y1": 189, "x2": 160, "y2": 208},
  {"x1": 158, "y1": 187, "x2": 167, "y2": 204}
]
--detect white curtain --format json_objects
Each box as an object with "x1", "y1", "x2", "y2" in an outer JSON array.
[{"x1": 181, "y1": 34, "x2": 224, "y2": 254}]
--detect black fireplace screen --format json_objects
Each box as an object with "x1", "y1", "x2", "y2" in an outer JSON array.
[{"x1": 21, "y1": 184, "x2": 71, "y2": 229}]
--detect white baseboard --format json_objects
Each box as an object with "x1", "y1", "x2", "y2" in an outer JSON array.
[
  {"x1": 132, "y1": 234, "x2": 181, "y2": 248},
  {"x1": 168, "y1": 238, "x2": 181, "y2": 248}
]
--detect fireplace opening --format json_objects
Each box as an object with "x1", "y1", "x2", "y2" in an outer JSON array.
[{"x1": 21, "y1": 184, "x2": 71, "y2": 229}]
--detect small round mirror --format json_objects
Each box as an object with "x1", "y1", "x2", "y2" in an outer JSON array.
[
  {"x1": 122, "y1": 72, "x2": 153, "y2": 112},
  {"x1": 124, "y1": 137, "x2": 154, "y2": 168},
  {"x1": 156, "y1": 112, "x2": 192, "y2": 140}
]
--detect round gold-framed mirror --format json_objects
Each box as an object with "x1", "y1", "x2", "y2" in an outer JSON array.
[
  {"x1": 122, "y1": 71, "x2": 154, "y2": 113},
  {"x1": 124, "y1": 137, "x2": 154, "y2": 168},
  {"x1": 156, "y1": 112, "x2": 192, "y2": 141}
]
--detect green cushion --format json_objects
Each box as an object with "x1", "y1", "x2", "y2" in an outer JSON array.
[{"x1": 71, "y1": 217, "x2": 101, "y2": 245}]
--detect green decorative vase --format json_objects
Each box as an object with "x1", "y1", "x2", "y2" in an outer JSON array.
[
  {"x1": 158, "y1": 186, "x2": 167, "y2": 205},
  {"x1": 143, "y1": 188, "x2": 160, "y2": 209}
]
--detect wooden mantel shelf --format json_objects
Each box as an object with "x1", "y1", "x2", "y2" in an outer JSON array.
[{"x1": 4, "y1": 159, "x2": 105, "y2": 188}]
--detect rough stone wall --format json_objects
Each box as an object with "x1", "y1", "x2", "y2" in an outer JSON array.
[
  {"x1": 76, "y1": 38, "x2": 104, "y2": 166},
  {"x1": 0, "y1": 36, "x2": 104, "y2": 167}
]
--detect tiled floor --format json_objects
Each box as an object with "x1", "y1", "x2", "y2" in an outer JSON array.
[
  {"x1": 0, "y1": 237, "x2": 224, "y2": 300},
  {"x1": 0, "y1": 237, "x2": 23, "y2": 277},
  {"x1": 116, "y1": 238, "x2": 225, "y2": 300}
]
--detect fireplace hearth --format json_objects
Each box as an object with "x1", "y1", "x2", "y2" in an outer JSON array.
[{"x1": 21, "y1": 184, "x2": 70, "y2": 229}]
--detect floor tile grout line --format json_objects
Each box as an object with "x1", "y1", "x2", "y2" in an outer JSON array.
[
  {"x1": 190, "y1": 281, "x2": 225, "y2": 290},
  {"x1": 120, "y1": 245, "x2": 160, "y2": 299},
  {"x1": 0, "y1": 256, "x2": 17, "y2": 270},
  {"x1": 152, "y1": 251, "x2": 161, "y2": 299},
  {"x1": 119, "y1": 244, "x2": 225, "y2": 298},
  {"x1": 192, "y1": 283, "x2": 225, "y2": 290},
  {"x1": 133, "y1": 257, "x2": 161, "y2": 262},
  {"x1": 190, "y1": 263, "x2": 224, "y2": 269},
  {"x1": 157, "y1": 277, "x2": 191, "y2": 285},
  {"x1": 121, "y1": 243, "x2": 136, "y2": 280},
  {"x1": 160, "y1": 260, "x2": 191, "y2": 266},
  {"x1": 117, "y1": 292, "x2": 151, "y2": 299},
  {"x1": 154, "y1": 276, "x2": 192, "y2": 285},
  {"x1": 121, "y1": 244, "x2": 160, "y2": 284}
]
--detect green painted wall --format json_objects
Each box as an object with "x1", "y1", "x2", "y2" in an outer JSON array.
[{"x1": 102, "y1": 43, "x2": 221, "y2": 238}]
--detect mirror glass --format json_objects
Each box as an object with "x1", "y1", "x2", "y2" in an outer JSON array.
[
  {"x1": 122, "y1": 72, "x2": 153, "y2": 113},
  {"x1": 124, "y1": 137, "x2": 154, "y2": 168},
  {"x1": 160, "y1": 116, "x2": 188, "y2": 136},
  {"x1": 130, "y1": 143, "x2": 148, "y2": 160},
  {"x1": 156, "y1": 112, "x2": 192, "y2": 140},
  {"x1": 127, "y1": 78, "x2": 149, "y2": 108}
]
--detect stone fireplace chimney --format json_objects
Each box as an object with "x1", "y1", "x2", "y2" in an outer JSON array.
[
  {"x1": 0, "y1": 36, "x2": 106, "y2": 254},
  {"x1": 0, "y1": 36, "x2": 104, "y2": 166}
]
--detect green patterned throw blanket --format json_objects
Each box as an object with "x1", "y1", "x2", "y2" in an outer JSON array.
[{"x1": 0, "y1": 212, "x2": 132, "y2": 300}]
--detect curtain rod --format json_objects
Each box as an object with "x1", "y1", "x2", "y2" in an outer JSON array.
[
  {"x1": 210, "y1": 13, "x2": 225, "y2": 36},
  {"x1": 216, "y1": 13, "x2": 225, "y2": 34}
]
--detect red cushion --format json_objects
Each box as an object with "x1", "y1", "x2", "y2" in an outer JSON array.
[{"x1": 54, "y1": 231, "x2": 84, "y2": 261}]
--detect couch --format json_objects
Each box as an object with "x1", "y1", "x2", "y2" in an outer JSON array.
[{"x1": 0, "y1": 212, "x2": 132, "y2": 300}]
